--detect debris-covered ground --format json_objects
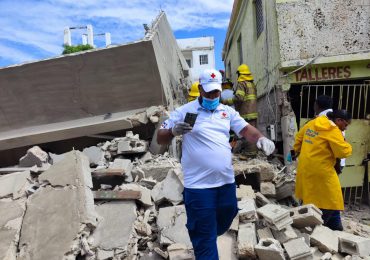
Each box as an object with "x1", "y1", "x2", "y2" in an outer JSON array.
[{"x1": 1, "y1": 127, "x2": 370, "y2": 259}]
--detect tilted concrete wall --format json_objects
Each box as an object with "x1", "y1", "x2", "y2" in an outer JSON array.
[
  {"x1": 276, "y1": 0, "x2": 370, "y2": 62},
  {"x1": 0, "y1": 12, "x2": 188, "y2": 150}
]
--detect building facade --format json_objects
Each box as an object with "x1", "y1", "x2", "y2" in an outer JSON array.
[
  {"x1": 223, "y1": 0, "x2": 370, "y2": 202},
  {"x1": 177, "y1": 37, "x2": 215, "y2": 83}
]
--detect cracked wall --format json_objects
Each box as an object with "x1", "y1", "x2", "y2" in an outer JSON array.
[{"x1": 276, "y1": 0, "x2": 370, "y2": 62}]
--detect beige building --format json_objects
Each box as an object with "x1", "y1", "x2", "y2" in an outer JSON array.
[{"x1": 223, "y1": 0, "x2": 370, "y2": 203}]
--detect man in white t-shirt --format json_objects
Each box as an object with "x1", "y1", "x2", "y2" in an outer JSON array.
[{"x1": 157, "y1": 69, "x2": 275, "y2": 260}]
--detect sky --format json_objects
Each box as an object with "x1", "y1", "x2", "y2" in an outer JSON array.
[{"x1": 0, "y1": 0, "x2": 233, "y2": 70}]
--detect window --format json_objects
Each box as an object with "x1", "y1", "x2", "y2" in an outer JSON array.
[
  {"x1": 255, "y1": 0, "x2": 264, "y2": 38},
  {"x1": 186, "y1": 59, "x2": 192, "y2": 68},
  {"x1": 199, "y1": 54, "x2": 208, "y2": 65},
  {"x1": 237, "y1": 34, "x2": 243, "y2": 64}
]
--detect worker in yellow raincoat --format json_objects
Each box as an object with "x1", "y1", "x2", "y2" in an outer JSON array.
[{"x1": 294, "y1": 110, "x2": 352, "y2": 230}]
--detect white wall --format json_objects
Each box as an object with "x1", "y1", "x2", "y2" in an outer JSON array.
[{"x1": 189, "y1": 49, "x2": 215, "y2": 82}]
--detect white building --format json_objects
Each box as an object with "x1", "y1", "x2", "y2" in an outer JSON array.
[{"x1": 177, "y1": 37, "x2": 215, "y2": 83}]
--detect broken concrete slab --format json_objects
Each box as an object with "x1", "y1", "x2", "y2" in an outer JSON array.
[
  {"x1": 39, "y1": 151, "x2": 93, "y2": 188},
  {"x1": 119, "y1": 183, "x2": 153, "y2": 207},
  {"x1": 92, "y1": 201, "x2": 137, "y2": 250},
  {"x1": 152, "y1": 167, "x2": 183, "y2": 205},
  {"x1": 233, "y1": 159, "x2": 276, "y2": 181},
  {"x1": 117, "y1": 136, "x2": 148, "y2": 155},
  {"x1": 19, "y1": 146, "x2": 48, "y2": 167},
  {"x1": 110, "y1": 158, "x2": 133, "y2": 182},
  {"x1": 283, "y1": 237, "x2": 312, "y2": 260},
  {"x1": 0, "y1": 199, "x2": 25, "y2": 260},
  {"x1": 237, "y1": 222, "x2": 257, "y2": 259},
  {"x1": 290, "y1": 204, "x2": 323, "y2": 228},
  {"x1": 167, "y1": 243, "x2": 194, "y2": 260},
  {"x1": 236, "y1": 185, "x2": 256, "y2": 200},
  {"x1": 257, "y1": 227, "x2": 275, "y2": 240},
  {"x1": 255, "y1": 238, "x2": 285, "y2": 260},
  {"x1": 137, "y1": 158, "x2": 180, "y2": 182},
  {"x1": 83, "y1": 146, "x2": 106, "y2": 166},
  {"x1": 49, "y1": 152, "x2": 67, "y2": 165},
  {"x1": 336, "y1": 231, "x2": 370, "y2": 257},
  {"x1": 311, "y1": 225, "x2": 339, "y2": 253},
  {"x1": 260, "y1": 182, "x2": 276, "y2": 197},
  {"x1": 0, "y1": 170, "x2": 30, "y2": 199},
  {"x1": 157, "y1": 205, "x2": 192, "y2": 247},
  {"x1": 257, "y1": 204, "x2": 293, "y2": 231},
  {"x1": 238, "y1": 198, "x2": 258, "y2": 223},
  {"x1": 271, "y1": 225, "x2": 298, "y2": 244},
  {"x1": 217, "y1": 232, "x2": 238, "y2": 260},
  {"x1": 19, "y1": 151, "x2": 97, "y2": 259},
  {"x1": 275, "y1": 179, "x2": 295, "y2": 200}
]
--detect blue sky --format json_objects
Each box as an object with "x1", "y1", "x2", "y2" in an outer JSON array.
[{"x1": 0, "y1": 0, "x2": 232, "y2": 69}]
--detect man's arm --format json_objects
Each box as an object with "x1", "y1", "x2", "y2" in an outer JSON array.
[
  {"x1": 157, "y1": 129, "x2": 174, "y2": 145},
  {"x1": 239, "y1": 124, "x2": 263, "y2": 143}
]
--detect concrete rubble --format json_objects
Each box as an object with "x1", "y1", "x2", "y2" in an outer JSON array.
[{"x1": 0, "y1": 115, "x2": 370, "y2": 260}]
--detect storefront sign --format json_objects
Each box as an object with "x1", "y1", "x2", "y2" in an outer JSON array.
[{"x1": 295, "y1": 66, "x2": 351, "y2": 82}]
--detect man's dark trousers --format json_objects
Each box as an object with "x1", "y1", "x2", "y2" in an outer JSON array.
[{"x1": 183, "y1": 183, "x2": 238, "y2": 260}]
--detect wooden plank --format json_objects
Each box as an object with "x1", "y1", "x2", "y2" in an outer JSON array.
[
  {"x1": 93, "y1": 190, "x2": 141, "y2": 200},
  {"x1": 92, "y1": 169, "x2": 125, "y2": 178}
]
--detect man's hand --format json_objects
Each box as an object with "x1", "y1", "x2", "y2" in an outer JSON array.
[
  {"x1": 171, "y1": 122, "x2": 193, "y2": 136},
  {"x1": 257, "y1": 137, "x2": 275, "y2": 156}
]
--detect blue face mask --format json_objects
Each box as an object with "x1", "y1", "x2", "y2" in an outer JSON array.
[{"x1": 201, "y1": 96, "x2": 220, "y2": 110}]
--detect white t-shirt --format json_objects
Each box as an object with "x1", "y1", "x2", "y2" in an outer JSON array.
[{"x1": 161, "y1": 100, "x2": 248, "y2": 188}]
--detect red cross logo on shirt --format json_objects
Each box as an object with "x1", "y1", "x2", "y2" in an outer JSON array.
[
  {"x1": 221, "y1": 112, "x2": 228, "y2": 119},
  {"x1": 210, "y1": 73, "x2": 216, "y2": 78}
]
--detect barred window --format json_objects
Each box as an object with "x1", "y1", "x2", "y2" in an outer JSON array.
[
  {"x1": 255, "y1": 0, "x2": 264, "y2": 38},
  {"x1": 199, "y1": 54, "x2": 208, "y2": 65}
]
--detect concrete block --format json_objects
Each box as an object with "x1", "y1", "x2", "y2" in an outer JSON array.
[
  {"x1": 151, "y1": 167, "x2": 184, "y2": 205},
  {"x1": 238, "y1": 198, "x2": 258, "y2": 223},
  {"x1": 336, "y1": 231, "x2": 370, "y2": 257},
  {"x1": 110, "y1": 158, "x2": 133, "y2": 181},
  {"x1": 117, "y1": 139, "x2": 148, "y2": 154},
  {"x1": 260, "y1": 182, "x2": 276, "y2": 197},
  {"x1": 237, "y1": 222, "x2": 257, "y2": 258},
  {"x1": 311, "y1": 247, "x2": 324, "y2": 259},
  {"x1": 230, "y1": 215, "x2": 239, "y2": 232},
  {"x1": 217, "y1": 231, "x2": 238, "y2": 260},
  {"x1": 236, "y1": 185, "x2": 256, "y2": 200},
  {"x1": 293, "y1": 228, "x2": 311, "y2": 246},
  {"x1": 167, "y1": 243, "x2": 194, "y2": 260},
  {"x1": 257, "y1": 204, "x2": 293, "y2": 230},
  {"x1": 138, "y1": 160, "x2": 179, "y2": 182},
  {"x1": 120, "y1": 183, "x2": 153, "y2": 207},
  {"x1": 283, "y1": 237, "x2": 312, "y2": 260},
  {"x1": 311, "y1": 225, "x2": 339, "y2": 253},
  {"x1": 255, "y1": 192, "x2": 272, "y2": 207},
  {"x1": 19, "y1": 146, "x2": 48, "y2": 167},
  {"x1": 157, "y1": 205, "x2": 192, "y2": 247},
  {"x1": 0, "y1": 170, "x2": 30, "y2": 199},
  {"x1": 271, "y1": 225, "x2": 298, "y2": 244},
  {"x1": 0, "y1": 199, "x2": 25, "y2": 260},
  {"x1": 290, "y1": 204, "x2": 323, "y2": 228},
  {"x1": 257, "y1": 227, "x2": 274, "y2": 240},
  {"x1": 82, "y1": 146, "x2": 106, "y2": 166},
  {"x1": 92, "y1": 201, "x2": 136, "y2": 250},
  {"x1": 275, "y1": 180, "x2": 295, "y2": 200},
  {"x1": 255, "y1": 238, "x2": 285, "y2": 260}
]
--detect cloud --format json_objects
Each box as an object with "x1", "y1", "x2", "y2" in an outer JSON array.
[{"x1": 0, "y1": 0, "x2": 232, "y2": 67}]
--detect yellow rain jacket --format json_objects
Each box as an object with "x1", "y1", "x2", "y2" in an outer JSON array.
[{"x1": 294, "y1": 116, "x2": 352, "y2": 210}]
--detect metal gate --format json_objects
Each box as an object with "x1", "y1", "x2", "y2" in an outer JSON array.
[{"x1": 297, "y1": 84, "x2": 370, "y2": 207}]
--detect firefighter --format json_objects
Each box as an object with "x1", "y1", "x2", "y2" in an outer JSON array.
[
  {"x1": 187, "y1": 81, "x2": 200, "y2": 102},
  {"x1": 234, "y1": 64, "x2": 258, "y2": 156}
]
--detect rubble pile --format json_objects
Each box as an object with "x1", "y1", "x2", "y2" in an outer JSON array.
[{"x1": 0, "y1": 132, "x2": 369, "y2": 260}]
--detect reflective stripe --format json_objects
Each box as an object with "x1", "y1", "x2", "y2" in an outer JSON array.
[
  {"x1": 225, "y1": 98, "x2": 234, "y2": 105},
  {"x1": 245, "y1": 94, "x2": 256, "y2": 101},
  {"x1": 241, "y1": 112, "x2": 258, "y2": 120},
  {"x1": 235, "y1": 90, "x2": 245, "y2": 97}
]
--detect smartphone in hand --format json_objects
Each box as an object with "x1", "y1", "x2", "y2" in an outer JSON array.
[{"x1": 184, "y1": 113, "x2": 198, "y2": 127}]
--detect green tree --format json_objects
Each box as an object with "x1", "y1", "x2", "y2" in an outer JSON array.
[{"x1": 62, "y1": 44, "x2": 94, "y2": 54}]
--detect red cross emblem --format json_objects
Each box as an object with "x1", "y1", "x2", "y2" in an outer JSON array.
[
  {"x1": 221, "y1": 112, "x2": 228, "y2": 119},
  {"x1": 210, "y1": 73, "x2": 216, "y2": 78}
]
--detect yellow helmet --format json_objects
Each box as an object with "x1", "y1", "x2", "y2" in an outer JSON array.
[
  {"x1": 189, "y1": 81, "x2": 200, "y2": 97},
  {"x1": 237, "y1": 64, "x2": 252, "y2": 75}
]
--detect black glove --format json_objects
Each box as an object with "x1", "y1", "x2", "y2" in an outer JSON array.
[{"x1": 334, "y1": 158, "x2": 342, "y2": 175}]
